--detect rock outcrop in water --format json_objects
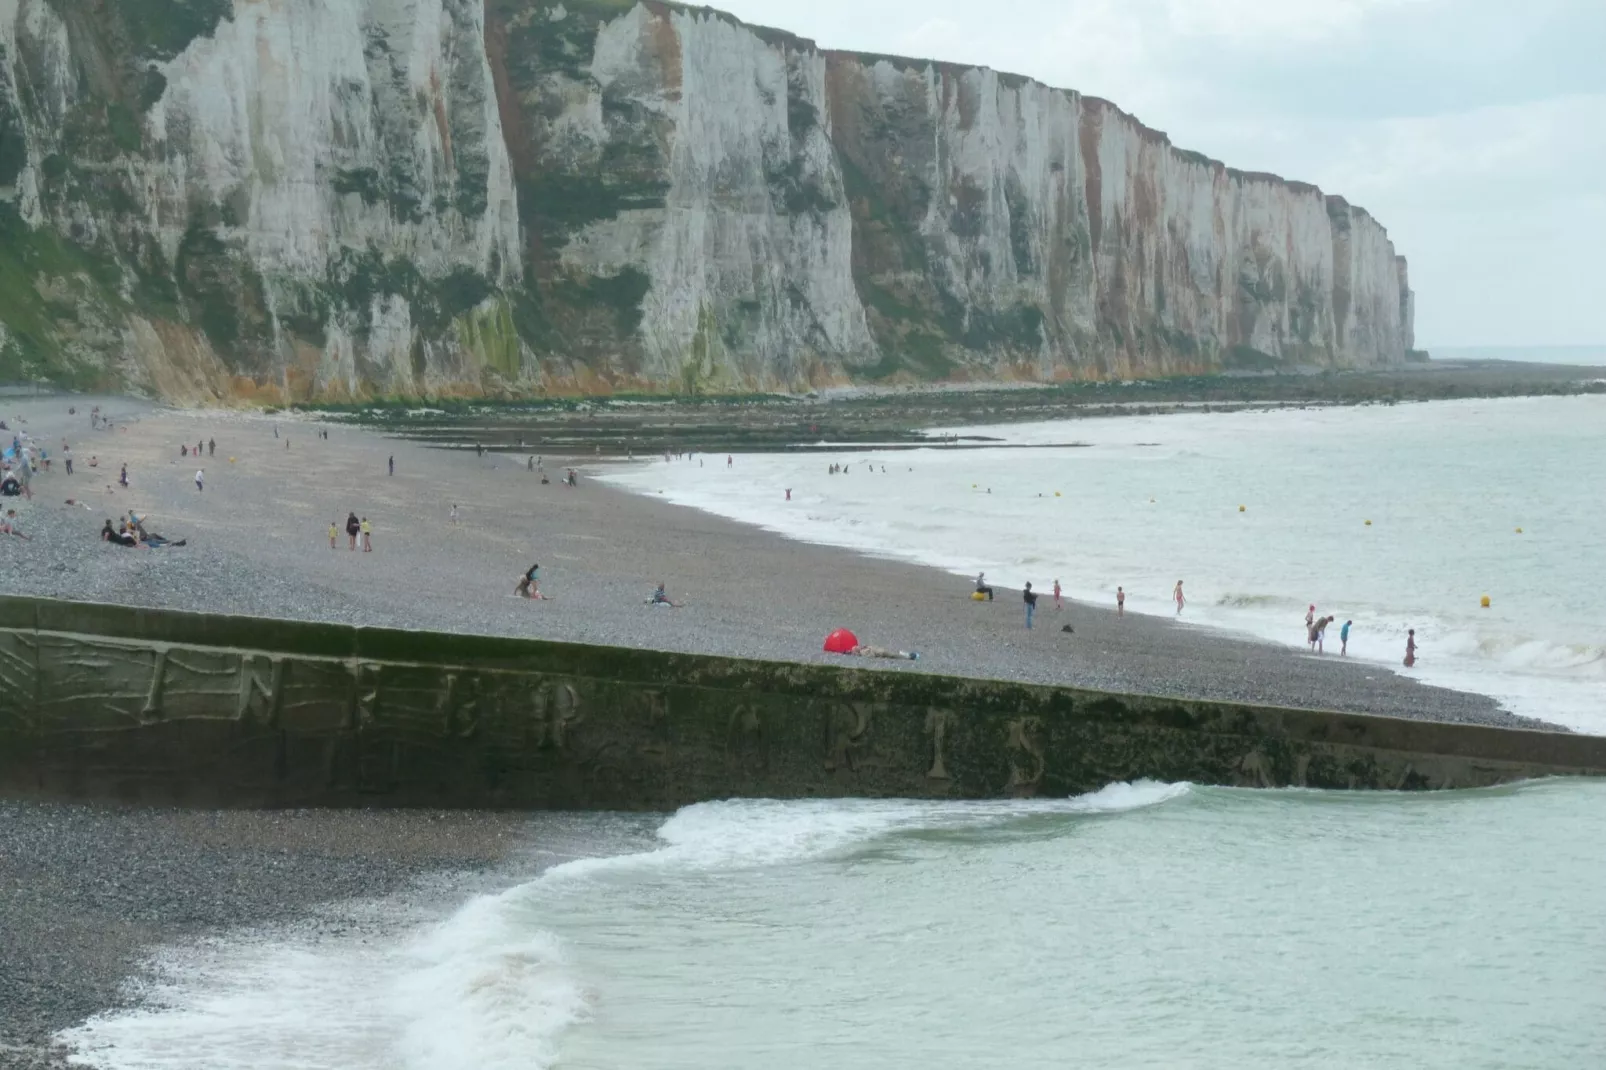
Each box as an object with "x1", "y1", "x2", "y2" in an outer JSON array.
[{"x1": 0, "y1": 0, "x2": 1415, "y2": 400}]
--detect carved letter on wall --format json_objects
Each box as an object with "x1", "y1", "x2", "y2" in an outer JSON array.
[
  {"x1": 347, "y1": 662, "x2": 381, "y2": 729},
  {"x1": 533, "y1": 680, "x2": 583, "y2": 751},
  {"x1": 925, "y1": 709, "x2": 955, "y2": 780},
  {"x1": 1006, "y1": 717, "x2": 1045, "y2": 794},
  {"x1": 237, "y1": 654, "x2": 285, "y2": 726},
  {"x1": 141, "y1": 647, "x2": 169, "y2": 722},
  {"x1": 825, "y1": 703, "x2": 871, "y2": 772},
  {"x1": 437, "y1": 673, "x2": 479, "y2": 739}
]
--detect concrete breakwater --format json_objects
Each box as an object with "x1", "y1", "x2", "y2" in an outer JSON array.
[{"x1": 1, "y1": 595, "x2": 1601, "y2": 808}]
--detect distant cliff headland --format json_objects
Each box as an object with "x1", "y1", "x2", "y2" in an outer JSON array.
[{"x1": 1, "y1": 0, "x2": 1415, "y2": 403}]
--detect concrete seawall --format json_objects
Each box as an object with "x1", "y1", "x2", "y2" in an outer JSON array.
[{"x1": 1, "y1": 595, "x2": 1602, "y2": 808}]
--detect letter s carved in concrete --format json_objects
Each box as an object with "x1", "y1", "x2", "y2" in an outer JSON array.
[{"x1": 1006, "y1": 716, "x2": 1046, "y2": 795}]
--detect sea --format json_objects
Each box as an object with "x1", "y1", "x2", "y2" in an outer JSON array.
[
  {"x1": 59, "y1": 781, "x2": 1606, "y2": 1068},
  {"x1": 56, "y1": 396, "x2": 1606, "y2": 1069},
  {"x1": 603, "y1": 394, "x2": 1606, "y2": 733}
]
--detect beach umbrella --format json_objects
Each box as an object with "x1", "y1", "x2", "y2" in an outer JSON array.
[{"x1": 823, "y1": 628, "x2": 858, "y2": 654}]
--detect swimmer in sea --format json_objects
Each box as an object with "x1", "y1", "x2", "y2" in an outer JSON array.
[{"x1": 1173, "y1": 580, "x2": 1185, "y2": 615}]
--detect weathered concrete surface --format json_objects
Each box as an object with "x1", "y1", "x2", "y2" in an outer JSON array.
[{"x1": 1, "y1": 595, "x2": 1601, "y2": 809}]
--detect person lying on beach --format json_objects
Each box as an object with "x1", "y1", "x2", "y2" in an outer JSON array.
[
  {"x1": 851, "y1": 644, "x2": 919, "y2": 661},
  {"x1": 647, "y1": 583, "x2": 683, "y2": 608},
  {"x1": 515, "y1": 564, "x2": 547, "y2": 599},
  {"x1": 1, "y1": 509, "x2": 28, "y2": 539},
  {"x1": 101, "y1": 519, "x2": 138, "y2": 547}
]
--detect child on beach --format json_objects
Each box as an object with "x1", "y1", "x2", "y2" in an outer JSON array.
[
  {"x1": 1053, "y1": 579, "x2": 1062, "y2": 610},
  {"x1": 360, "y1": 517, "x2": 372, "y2": 552},
  {"x1": 1404, "y1": 630, "x2": 1418, "y2": 668},
  {"x1": 516, "y1": 564, "x2": 546, "y2": 599},
  {"x1": 450, "y1": 504, "x2": 459, "y2": 525},
  {"x1": 1340, "y1": 620, "x2": 1352, "y2": 656},
  {"x1": 328, "y1": 521, "x2": 337, "y2": 549},
  {"x1": 1173, "y1": 581, "x2": 1185, "y2": 614},
  {"x1": 1117, "y1": 587, "x2": 1126, "y2": 616}
]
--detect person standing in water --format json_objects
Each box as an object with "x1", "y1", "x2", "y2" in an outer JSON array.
[
  {"x1": 1340, "y1": 619, "x2": 1352, "y2": 656},
  {"x1": 1173, "y1": 581, "x2": 1185, "y2": 614},
  {"x1": 1023, "y1": 582, "x2": 1038, "y2": 630},
  {"x1": 1052, "y1": 579, "x2": 1062, "y2": 611},
  {"x1": 1404, "y1": 630, "x2": 1418, "y2": 668},
  {"x1": 1117, "y1": 587, "x2": 1125, "y2": 617}
]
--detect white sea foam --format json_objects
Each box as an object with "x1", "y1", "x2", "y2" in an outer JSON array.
[
  {"x1": 59, "y1": 887, "x2": 587, "y2": 1070},
  {"x1": 56, "y1": 785, "x2": 1183, "y2": 1069},
  {"x1": 602, "y1": 396, "x2": 1606, "y2": 732}
]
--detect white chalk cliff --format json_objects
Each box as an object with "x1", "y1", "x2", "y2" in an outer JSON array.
[{"x1": 0, "y1": 0, "x2": 1414, "y2": 400}]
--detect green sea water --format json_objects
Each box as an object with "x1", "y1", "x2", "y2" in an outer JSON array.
[{"x1": 61, "y1": 781, "x2": 1606, "y2": 1069}]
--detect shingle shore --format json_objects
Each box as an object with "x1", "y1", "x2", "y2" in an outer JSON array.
[{"x1": 0, "y1": 395, "x2": 1551, "y2": 1064}]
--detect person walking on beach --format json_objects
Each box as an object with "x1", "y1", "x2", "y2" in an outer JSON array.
[
  {"x1": 345, "y1": 512, "x2": 360, "y2": 550},
  {"x1": 1404, "y1": 630, "x2": 1418, "y2": 668},
  {"x1": 63, "y1": 445, "x2": 72, "y2": 475},
  {"x1": 1340, "y1": 619, "x2": 1352, "y2": 656},
  {"x1": 328, "y1": 521, "x2": 338, "y2": 550},
  {"x1": 388, "y1": 455, "x2": 394, "y2": 476},
  {"x1": 1053, "y1": 579, "x2": 1062, "y2": 610},
  {"x1": 119, "y1": 463, "x2": 128, "y2": 488},
  {"x1": 1117, "y1": 586, "x2": 1126, "y2": 617},
  {"x1": 360, "y1": 517, "x2": 372, "y2": 552},
  {"x1": 1023, "y1": 582, "x2": 1038, "y2": 629},
  {"x1": 208, "y1": 438, "x2": 215, "y2": 457},
  {"x1": 194, "y1": 468, "x2": 204, "y2": 492},
  {"x1": 1173, "y1": 580, "x2": 1185, "y2": 614},
  {"x1": 975, "y1": 572, "x2": 994, "y2": 601},
  {"x1": 449, "y1": 503, "x2": 459, "y2": 525}
]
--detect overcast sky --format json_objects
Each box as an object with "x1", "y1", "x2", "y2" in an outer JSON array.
[{"x1": 709, "y1": 0, "x2": 1604, "y2": 347}]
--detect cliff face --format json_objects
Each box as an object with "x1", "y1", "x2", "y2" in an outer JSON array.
[{"x1": 0, "y1": 0, "x2": 1414, "y2": 401}]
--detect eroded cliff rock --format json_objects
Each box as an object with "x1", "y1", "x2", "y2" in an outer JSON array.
[{"x1": 0, "y1": 0, "x2": 1414, "y2": 400}]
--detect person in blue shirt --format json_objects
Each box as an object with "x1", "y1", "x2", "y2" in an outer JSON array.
[{"x1": 1340, "y1": 619, "x2": 1352, "y2": 656}]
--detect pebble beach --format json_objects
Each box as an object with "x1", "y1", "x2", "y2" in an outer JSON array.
[{"x1": 0, "y1": 394, "x2": 1559, "y2": 1063}]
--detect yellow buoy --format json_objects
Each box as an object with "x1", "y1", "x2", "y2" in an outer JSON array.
[
  {"x1": 1515, "y1": 527, "x2": 1523, "y2": 534},
  {"x1": 972, "y1": 483, "x2": 977, "y2": 489},
  {"x1": 1480, "y1": 595, "x2": 1491, "y2": 608},
  {"x1": 229, "y1": 457, "x2": 237, "y2": 463},
  {"x1": 1238, "y1": 505, "x2": 1246, "y2": 513},
  {"x1": 1364, "y1": 519, "x2": 1372, "y2": 526},
  {"x1": 1054, "y1": 491, "x2": 1062, "y2": 498}
]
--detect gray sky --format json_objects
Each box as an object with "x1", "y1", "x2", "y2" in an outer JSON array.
[{"x1": 710, "y1": 0, "x2": 1605, "y2": 347}]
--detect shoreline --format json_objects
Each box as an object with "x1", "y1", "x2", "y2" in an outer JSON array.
[
  {"x1": 0, "y1": 804, "x2": 582, "y2": 1069},
  {"x1": 0, "y1": 392, "x2": 1577, "y2": 1062},
  {"x1": 0, "y1": 395, "x2": 1553, "y2": 726}
]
